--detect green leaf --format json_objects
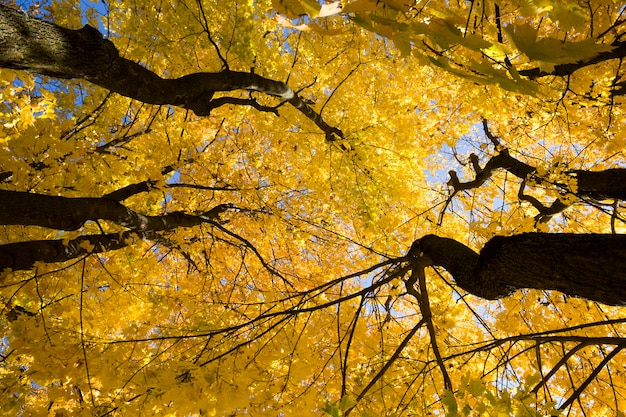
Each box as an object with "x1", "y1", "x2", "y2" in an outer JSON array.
[
  {"x1": 461, "y1": 34, "x2": 492, "y2": 52},
  {"x1": 299, "y1": 0, "x2": 322, "y2": 17},
  {"x1": 339, "y1": 395, "x2": 357, "y2": 411},
  {"x1": 442, "y1": 390, "x2": 459, "y2": 417},
  {"x1": 467, "y1": 377, "x2": 485, "y2": 397},
  {"x1": 322, "y1": 400, "x2": 341, "y2": 417},
  {"x1": 549, "y1": 1, "x2": 587, "y2": 32},
  {"x1": 379, "y1": 0, "x2": 411, "y2": 12},
  {"x1": 393, "y1": 37, "x2": 412, "y2": 56},
  {"x1": 342, "y1": 0, "x2": 378, "y2": 13},
  {"x1": 505, "y1": 23, "x2": 615, "y2": 64}
]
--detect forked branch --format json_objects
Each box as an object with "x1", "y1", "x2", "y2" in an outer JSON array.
[
  {"x1": 0, "y1": 4, "x2": 343, "y2": 141},
  {"x1": 441, "y1": 120, "x2": 626, "y2": 224},
  {"x1": 406, "y1": 264, "x2": 453, "y2": 391}
]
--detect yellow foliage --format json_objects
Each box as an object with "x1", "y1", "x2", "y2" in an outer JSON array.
[{"x1": 0, "y1": 0, "x2": 625, "y2": 416}]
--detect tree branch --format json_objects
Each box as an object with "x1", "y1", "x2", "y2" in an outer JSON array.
[
  {"x1": 103, "y1": 178, "x2": 240, "y2": 202},
  {"x1": 0, "y1": 4, "x2": 343, "y2": 140},
  {"x1": 0, "y1": 189, "x2": 233, "y2": 232},
  {"x1": 207, "y1": 220, "x2": 293, "y2": 288},
  {"x1": 0, "y1": 231, "x2": 141, "y2": 272},
  {"x1": 517, "y1": 180, "x2": 569, "y2": 223},
  {"x1": 531, "y1": 341, "x2": 592, "y2": 395},
  {"x1": 407, "y1": 265, "x2": 452, "y2": 391},
  {"x1": 442, "y1": 121, "x2": 626, "y2": 223},
  {"x1": 558, "y1": 343, "x2": 625, "y2": 410},
  {"x1": 346, "y1": 318, "x2": 426, "y2": 416},
  {"x1": 205, "y1": 96, "x2": 280, "y2": 115}
]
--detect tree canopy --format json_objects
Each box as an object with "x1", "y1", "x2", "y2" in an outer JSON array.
[{"x1": 1, "y1": 0, "x2": 626, "y2": 416}]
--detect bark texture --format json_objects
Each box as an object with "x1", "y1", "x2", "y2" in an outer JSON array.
[
  {"x1": 410, "y1": 234, "x2": 626, "y2": 306},
  {"x1": 0, "y1": 5, "x2": 342, "y2": 139}
]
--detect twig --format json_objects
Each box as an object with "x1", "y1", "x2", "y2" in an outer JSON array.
[
  {"x1": 195, "y1": 0, "x2": 229, "y2": 69},
  {"x1": 558, "y1": 343, "x2": 625, "y2": 410}
]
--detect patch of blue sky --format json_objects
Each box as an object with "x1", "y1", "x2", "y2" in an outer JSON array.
[
  {"x1": 0, "y1": 335, "x2": 8, "y2": 358},
  {"x1": 78, "y1": 0, "x2": 110, "y2": 33},
  {"x1": 165, "y1": 170, "x2": 181, "y2": 185}
]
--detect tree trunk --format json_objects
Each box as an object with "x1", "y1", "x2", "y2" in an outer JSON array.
[
  {"x1": 573, "y1": 168, "x2": 626, "y2": 200},
  {"x1": 410, "y1": 234, "x2": 626, "y2": 306}
]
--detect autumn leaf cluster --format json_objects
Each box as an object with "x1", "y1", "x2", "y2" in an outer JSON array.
[{"x1": 1, "y1": 0, "x2": 626, "y2": 416}]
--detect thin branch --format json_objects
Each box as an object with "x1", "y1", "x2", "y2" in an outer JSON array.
[
  {"x1": 341, "y1": 293, "x2": 366, "y2": 398},
  {"x1": 320, "y1": 63, "x2": 361, "y2": 115},
  {"x1": 63, "y1": 91, "x2": 113, "y2": 141},
  {"x1": 446, "y1": 336, "x2": 626, "y2": 364},
  {"x1": 558, "y1": 343, "x2": 626, "y2": 410},
  {"x1": 611, "y1": 200, "x2": 619, "y2": 234},
  {"x1": 104, "y1": 177, "x2": 242, "y2": 202},
  {"x1": 197, "y1": 315, "x2": 293, "y2": 367},
  {"x1": 285, "y1": 31, "x2": 301, "y2": 86},
  {"x1": 481, "y1": 119, "x2": 502, "y2": 148},
  {"x1": 106, "y1": 263, "x2": 413, "y2": 344},
  {"x1": 346, "y1": 318, "x2": 426, "y2": 416},
  {"x1": 408, "y1": 265, "x2": 452, "y2": 391},
  {"x1": 205, "y1": 96, "x2": 280, "y2": 115},
  {"x1": 531, "y1": 341, "x2": 592, "y2": 394},
  {"x1": 207, "y1": 220, "x2": 294, "y2": 288},
  {"x1": 79, "y1": 260, "x2": 97, "y2": 408},
  {"x1": 195, "y1": 0, "x2": 229, "y2": 69}
]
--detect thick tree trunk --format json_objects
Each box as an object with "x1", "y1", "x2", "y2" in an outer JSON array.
[
  {"x1": 573, "y1": 168, "x2": 626, "y2": 200},
  {"x1": 410, "y1": 234, "x2": 626, "y2": 306},
  {"x1": 0, "y1": 5, "x2": 117, "y2": 78},
  {"x1": 0, "y1": 4, "x2": 342, "y2": 139}
]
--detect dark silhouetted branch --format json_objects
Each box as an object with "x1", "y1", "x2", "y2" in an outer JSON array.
[{"x1": 0, "y1": 4, "x2": 343, "y2": 140}]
